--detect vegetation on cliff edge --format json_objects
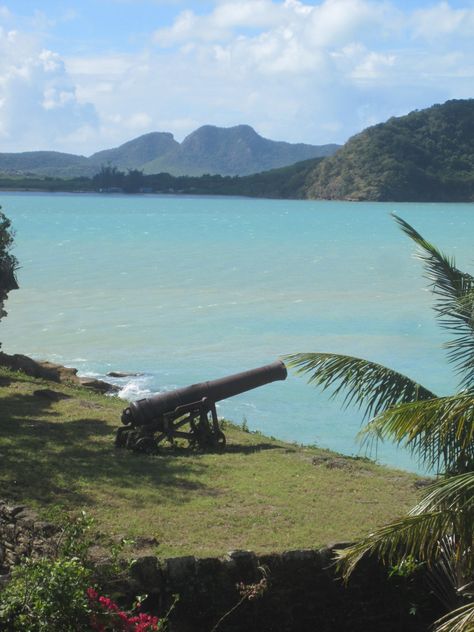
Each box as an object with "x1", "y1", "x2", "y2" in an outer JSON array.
[{"x1": 303, "y1": 99, "x2": 474, "y2": 202}]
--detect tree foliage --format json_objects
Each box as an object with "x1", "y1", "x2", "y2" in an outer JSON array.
[
  {"x1": 0, "y1": 206, "x2": 18, "y2": 330},
  {"x1": 287, "y1": 215, "x2": 474, "y2": 631},
  {"x1": 304, "y1": 99, "x2": 474, "y2": 202}
]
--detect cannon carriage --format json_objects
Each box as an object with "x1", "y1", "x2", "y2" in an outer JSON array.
[{"x1": 116, "y1": 360, "x2": 287, "y2": 454}]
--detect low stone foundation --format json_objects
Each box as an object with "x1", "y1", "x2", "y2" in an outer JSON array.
[
  {"x1": 0, "y1": 500, "x2": 59, "y2": 586},
  {"x1": 0, "y1": 500, "x2": 441, "y2": 631},
  {"x1": 128, "y1": 547, "x2": 439, "y2": 632}
]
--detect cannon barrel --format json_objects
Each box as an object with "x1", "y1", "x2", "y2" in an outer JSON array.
[{"x1": 122, "y1": 360, "x2": 287, "y2": 427}]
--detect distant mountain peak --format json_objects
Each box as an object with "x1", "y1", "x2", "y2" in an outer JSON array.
[{"x1": 0, "y1": 124, "x2": 340, "y2": 178}]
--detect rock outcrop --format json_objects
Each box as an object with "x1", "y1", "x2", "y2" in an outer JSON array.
[{"x1": 0, "y1": 352, "x2": 117, "y2": 393}]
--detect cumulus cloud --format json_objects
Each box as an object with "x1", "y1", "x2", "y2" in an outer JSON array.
[
  {"x1": 413, "y1": 1, "x2": 474, "y2": 39},
  {"x1": 0, "y1": 17, "x2": 99, "y2": 153},
  {"x1": 143, "y1": 0, "x2": 473, "y2": 143},
  {"x1": 1, "y1": 1, "x2": 473, "y2": 153}
]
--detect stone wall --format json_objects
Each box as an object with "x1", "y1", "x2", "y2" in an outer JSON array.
[
  {"x1": 0, "y1": 500, "x2": 441, "y2": 631},
  {"x1": 0, "y1": 500, "x2": 59, "y2": 588},
  {"x1": 128, "y1": 547, "x2": 440, "y2": 632}
]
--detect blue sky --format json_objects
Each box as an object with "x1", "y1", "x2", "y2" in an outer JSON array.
[{"x1": 0, "y1": 1, "x2": 473, "y2": 154}]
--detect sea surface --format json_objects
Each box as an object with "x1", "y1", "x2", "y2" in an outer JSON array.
[{"x1": 1, "y1": 192, "x2": 473, "y2": 472}]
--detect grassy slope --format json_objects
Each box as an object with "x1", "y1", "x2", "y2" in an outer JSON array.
[{"x1": 0, "y1": 367, "x2": 422, "y2": 558}]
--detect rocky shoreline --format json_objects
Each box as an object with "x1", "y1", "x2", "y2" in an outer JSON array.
[{"x1": 0, "y1": 351, "x2": 117, "y2": 394}]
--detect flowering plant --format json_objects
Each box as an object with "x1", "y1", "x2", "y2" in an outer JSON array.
[{"x1": 87, "y1": 588, "x2": 162, "y2": 631}]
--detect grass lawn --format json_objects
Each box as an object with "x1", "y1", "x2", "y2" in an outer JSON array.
[{"x1": 0, "y1": 367, "x2": 424, "y2": 558}]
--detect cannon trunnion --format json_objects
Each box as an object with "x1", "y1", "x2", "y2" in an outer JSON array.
[{"x1": 116, "y1": 360, "x2": 287, "y2": 454}]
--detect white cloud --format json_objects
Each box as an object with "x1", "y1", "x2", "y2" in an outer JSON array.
[
  {"x1": 1, "y1": 1, "x2": 473, "y2": 154},
  {"x1": 412, "y1": 1, "x2": 474, "y2": 39},
  {"x1": 154, "y1": 1, "x2": 284, "y2": 45},
  {"x1": 0, "y1": 20, "x2": 99, "y2": 152}
]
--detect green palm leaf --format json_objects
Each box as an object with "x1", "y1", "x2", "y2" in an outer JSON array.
[
  {"x1": 338, "y1": 472, "x2": 474, "y2": 581},
  {"x1": 360, "y1": 394, "x2": 474, "y2": 473},
  {"x1": 393, "y1": 214, "x2": 474, "y2": 390},
  {"x1": 434, "y1": 602, "x2": 474, "y2": 632},
  {"x1": 285, "y1": 352, "x2": 436, "y2": 421},
  {"x1": 336, "y1": 510, "x2": 457, "y2": 580},
  {"x1": 416, "y1": 471, "x2": 474, "y2": 514}
]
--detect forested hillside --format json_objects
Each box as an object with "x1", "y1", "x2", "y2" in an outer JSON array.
[{"x1": 303, "y1": 99, "x2": 474, "y2": 202}]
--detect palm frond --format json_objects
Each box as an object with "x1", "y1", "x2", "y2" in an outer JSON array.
[
  {"x1": 416, "y1": 472, "x2": 474, "y2": 515},
  {"x1": 338, "y1": 474, "x2": 474, "y2": 581},
  {"x1": 434, "y1": 602, "x2": 474, "y2": 632},
  {"x1": 360, "y1": 394, "x2": 474, "y2": 473},
  {"x1": 393, "y1": 214, "x2": 474, "y2": 390},
  {"x1": 285, "y1": 352, "x2": 436, "y2": 421},
  {"x1": 336, "y1": 510, "x2": 457, "y2": 581}
]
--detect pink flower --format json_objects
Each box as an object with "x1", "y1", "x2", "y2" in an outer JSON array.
[{"x1": 87, "y1": 587, "x2": 99, "y2": 600}]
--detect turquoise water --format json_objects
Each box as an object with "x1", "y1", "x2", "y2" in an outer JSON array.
[{"x1": 1, "y1": 192, "x2": 473, "y2": 472}]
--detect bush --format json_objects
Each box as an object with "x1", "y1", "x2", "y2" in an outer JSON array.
[{"x1": 0, "y1": 512, "x2": 168, "y2": 631}]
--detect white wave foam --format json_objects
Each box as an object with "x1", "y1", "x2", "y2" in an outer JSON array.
[{"x1": 116, "y1": 377, "x2": 154, "y2": 401}]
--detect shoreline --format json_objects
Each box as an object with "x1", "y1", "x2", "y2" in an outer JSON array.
[{"x1": 0, "y1": 349, "x2": 429, "y2": 476}]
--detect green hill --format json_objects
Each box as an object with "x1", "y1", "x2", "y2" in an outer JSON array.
[
  {"x1": 0, "y1": 151, "x2": 90, "y2": 177},
  {"x1": 0, "y1": 126, "x2": 339, "y2": 179},
  {"x1": 88, "y1": 132, "x2": 179, "y2": 170},
  {"x1": 303, "y1": 99, "x2": 474, "y2": 202}
]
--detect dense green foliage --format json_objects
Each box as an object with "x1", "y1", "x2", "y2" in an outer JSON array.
[
  {"x1": 0, "y1": 557, "x2": 93, "y2": 631},
  {"x1": 0, "y1": 158, "x2": 322, "y2": 198},
  {"x1": 0, "y1": 512, "x2": 164, "y2": 631},
  {"x1": 303, "y1": 99, "x2": 474, "y2": 201},
  {"x1": 0, "y1": 207, "x2": 18, "y2": 330},
  {"x1": 288, "y1": 216, "x2": 474, "y2": 631}
]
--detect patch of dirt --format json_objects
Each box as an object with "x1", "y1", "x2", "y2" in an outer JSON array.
[
  {"x1": 312, "y1": 456, "x2": 352, "y2": 470},
  {"x1": 78, "y1": 400, "x2": 104, "y2": 409}
]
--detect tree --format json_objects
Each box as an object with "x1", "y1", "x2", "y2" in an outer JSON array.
[
  {"x1": 287, "y1": 215, "x2": 474, "y2": 631},
  {"x1": 0, "y1": 207, "x2": 18, "y2": 336},
  {"x1": 123, "y1": 168, "x2": 144, "y2": 193},
  {"x1": 92, "y1": 165, "x2": 124, "y2": 190}
]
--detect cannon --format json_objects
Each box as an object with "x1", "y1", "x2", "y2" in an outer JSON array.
[{"x1": 116, "y1": 360, "x2": 287, "y2": 454}]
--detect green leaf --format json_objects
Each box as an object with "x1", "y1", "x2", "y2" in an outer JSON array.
[
  {"x1": 434, "y1": 602, "x2": 474, "y2": 632},
  {"x1": 393, "y1": 214, "x2": 474, "y2": 390},
  {"x1": 361, "y1": 394, "x2": 474, "y2": 473},
  {"x1": 285, "y1": 352, "x2": 436, "y2": 421}
]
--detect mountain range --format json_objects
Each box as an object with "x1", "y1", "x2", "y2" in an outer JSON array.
[{"x1": 0, "y1": 125, "x2": 339, "y2": 178}]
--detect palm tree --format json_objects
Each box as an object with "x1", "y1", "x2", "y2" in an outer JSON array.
[{"x1": 286, "y1": 214, "x2": 474, "y2": 631}]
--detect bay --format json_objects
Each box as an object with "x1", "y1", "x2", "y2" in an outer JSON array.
[{"x1": 1, "y1": 191, "x2": 473, "y2": 472}]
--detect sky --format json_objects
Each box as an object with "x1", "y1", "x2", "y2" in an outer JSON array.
[{"x1": 0, "y1": 0, "x2": 473, "y2": 155}]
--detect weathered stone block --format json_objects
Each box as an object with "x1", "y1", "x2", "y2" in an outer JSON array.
[
  {"x1": 165, "y1": 556, "x2": 196, "y2": 589},
  {"x1": 130, "y1": 556, "x2": 163, "y2": 591}
]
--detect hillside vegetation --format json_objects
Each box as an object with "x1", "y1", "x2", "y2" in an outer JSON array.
[
  {"x1": 0, "y1": 125, "x2": 338, "y2": 179},
  {"x1": 303, "y1": 99, "x2": 474, "y2": 202},
  {"x1": 0, "y1": 367, "x2": 421, "y2": 558}
]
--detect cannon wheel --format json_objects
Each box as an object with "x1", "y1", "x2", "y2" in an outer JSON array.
[
  {"x1": 115, "y1": 426, "x2": 129, "y2": 448},
  {"x1": 134, "y1": 436, "x2": 157, "y2": 455}
]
